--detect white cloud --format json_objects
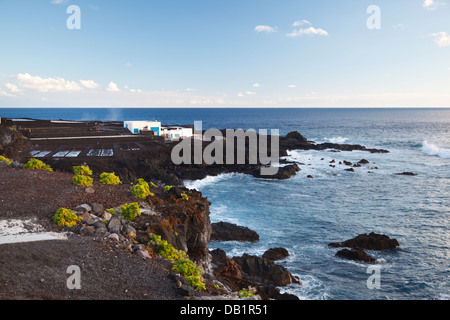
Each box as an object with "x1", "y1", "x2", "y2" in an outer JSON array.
[
  {"x1": 106, "y1": 81, "x2": 121, "y2": 92},
  {"x1": 80, "y1": 80, "x2": 100, "y2": 89},
  {"x1": 292, "y1": 20, "x2": 312, "y2": 27},
  {"x1": 125, "y1": 62, "x2": 132, "y2": 67},
  {"x1": 252, "y1": 83, "x2": 261, "y2": 87},
  {"x1": 288, "y1": 84, "x2": 297, "y2": 88},
  {"x1": 237, "y1": 93, "x2": 244, "y2": 97},
  {"x1": 287, "y1": 25, "x2": 329, "y2": 37},
  {"x1": 246, "y1": 91, "x2": 256, "y2": 95},
  {"x1": 51, "y1": 0, "x2": 67, "y2": 4},
  {"x1": 5, "y1": 83, "x2": 22, "y2": 94},
  {"x1": 423, "y1": 0, "x2": 445, "y2": 10},
  {"x1": 431, "y1": 32, "x2": 450, "y2": 47},
  {"x1": 14, "y1": 73, "x2": 83, "y2": 92},
  {"x1": 255, "y1": 25, "x2": 278, "y2": 33}
]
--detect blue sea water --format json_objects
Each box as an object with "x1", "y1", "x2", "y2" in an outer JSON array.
[{"x1": 1, "y1": 107, "x2": 449, "y2": 300}]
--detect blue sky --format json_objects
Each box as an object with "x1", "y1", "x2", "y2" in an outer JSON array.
[{"x1": 0, "y1": 0, "x2": 449, "y2": 107}]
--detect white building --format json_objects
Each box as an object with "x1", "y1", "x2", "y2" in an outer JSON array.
[
  {"x1": 160, "y1": 126, "x2": 193, "y2": 140},
  {"x1": 124, "y1": 121, "x2": 161, "y2": 135}
]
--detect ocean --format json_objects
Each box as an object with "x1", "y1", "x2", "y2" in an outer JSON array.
[{"x1": 1, "y1": 107, "x2": 449, "y2": 300}]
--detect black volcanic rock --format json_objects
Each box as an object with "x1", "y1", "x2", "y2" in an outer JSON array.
[
  {"x1": 396, "y1": 172, "x2": 417, "y2": 176},
  {"x1": 252, "y1": 163, "x2": 300, "y2": 180},
  {"x1": 210, "y1": 222, "x2": 259, "y2": 242},
  {"x1": 329, "y1": 232, "x2": 400, "y2": 251},
  {"x1": 233, "y1": 253, "x2": 300, "y2": 286},
  {"x1": 262, "y1": 248, "x2": 290, "y2": 261},
  {"x1": 336, "y1": 248, "x2": 378, "y2": 264}
]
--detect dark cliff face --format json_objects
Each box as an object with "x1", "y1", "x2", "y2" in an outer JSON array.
[{"x1": 134, "y1": 187, "x2": 212, "y2": 266}]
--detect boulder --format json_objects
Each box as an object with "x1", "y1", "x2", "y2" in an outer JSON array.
[
  {"x1": 109, "y1": 225, "x2": 121, "y2": 235},
  {"x1": 345, "y1": 168, "x2": 355, "y2": 172},
  {"x1": 75, "y1": 204, "x2": 92, "y2": 213},
  {"x1": 252, "y1": 164, "x2": 300, "y2": 180},
  {"x1": 259, "y1": 285, "x2": 299, "y2": 300},
  {"x1": 329, "y1": 232, "x2": 400, "y2": 251},
  {"x1": 108, "y1": 215, "x2": 122, "y2": 230},
  {"x1": 335, "y1": 248, "x2": 377, "y2": 264},
  {"x1": 108, "y1": 233, "x2": 120, "y2": 241},
  {"x1": 210, "y1": 248, "x2": 243, "y2": 280},
  {"x1": 123, "y1": 225, "x2": 137, "y2": 238},
  {"x1": 91, "y1": 203, "x2": 104, "y2": 216},
  {"x1": 136, "y1": 249, "x2": 152, "y2": 260},
  {"x1": 396, "y1": 172, "x2": 417, "y2": 176},
  {"x1": 210, "y1": 222, "x2": 259, "y2": 242},
  {"x1": 358, "y1": 159, "x2": 369, "y2": 164},
  {"x1": 80, "y1": 226, "x2": 95, "y2": 236},
  {"x1": 262, "y1": 248, "x2": 290, "y2": 261},
  {"x1": 85, "y1": 187, "x2": 95, "y2": 194},
  {"x1": 233, "y1": 254, "x2": 300, "y2": 287}
]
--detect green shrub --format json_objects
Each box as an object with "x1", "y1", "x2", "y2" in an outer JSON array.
[
  {"x1": 164, "y1": 185, "x2": 174, "y2": 193},
  {"x1": 106, "y1": 208, "x2": 116, "y2": 215},
  {"x1": 24, "y1": 158, "x2": 53, "y2": 171},
  {"x1": 120, "y1": 202, "x2": 141, "y2": 221},
  {"x1": 0, "y1": 156, "x2": 12, "y2": 165},
  {"x1": 238, "y1": 289, "x2": 255, "y2": 298},
  {"x1": 172, "y1": 258, "x2": 202, "y2": 277},
  {"x1": 149, "y1": 234, "x2": 186, "y2": 261},
  {"x1": 150, "y1": 182, "x2": 158, "y2": 188},
  {"x1": 180, "y1": 193, "x2": 189, "y2": 201},
  {"x1": 73, "y1": 165, "x2": 92, "y2": 176},
  {"x1": 99, "y1": 172, "x2": 122, "y2": 185},
  {"x1": 186, "y1": 275, "x2": 206, "y2": 291},
  {"x1": 73, "y1": 174, "x2": 93, "y2": 187},
  {"x1": 52, "y1": 208, "x2": 82, "y2": 228},
  {"x1": 131, "y1": 179, "x2": 154, "y2": 199}
]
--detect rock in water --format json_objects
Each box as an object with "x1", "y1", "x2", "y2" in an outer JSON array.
[
  {"x1": 329, "y1": 232, "x2": 399, "y2": 251},
  {"x1": 210, "y1": 222, "x2": 259, "y2": 242},
  {"x1": 396, "y1": 172, "x2": 417, "y2": 176},
  {"x1": 233, "y1": 253, "x2": 300, "y2": 286},
  {"x1": 335, "y1": 248, "x2": 377, "y2": 263},
  {"x1": 262, "y1": 248, "x2": 290, "y2": 261}
]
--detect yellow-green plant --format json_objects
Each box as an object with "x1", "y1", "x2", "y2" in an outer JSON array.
[
  {"x1": 106, "y1": 208, "x2": 116, "y2": 215},
  {"x1": 73, "y1": 165, "x2": 92, "y2": 176},
  {"x1": 99, "y1": 172, "x2": 122, "y2": 185},
  {"x1": 186, "y1": 275, "x2": 206, "y2": 291},
  {"x1": 24, "y1": 158, "x2": 53, "y2": 171},
  {"x1": 149, "y1": 234, "x2": 186, "y2": 261},
  {"x1": 0, "y1": 156, "x2": 12, "y2": 165},
  {"x1": 131, "y1": 178, "x2": 154, "y2": 199},
  {"x1": 52, "y1": 208, "x2": 82, "y2": 228},
  {"x1": 180, "y1": 193, "x2": 189, "y2": 201},
  {"x1": 172, "y1": 258, "x2": 202, "y2": 277},
  {"x1": 120, "y1": 202, "x2": 141, "y2": 221},
  {"x1": 238, "y1": 289, "x2": 255, "y2": 298},
  {"x1": 164, "y1": 185, "x2": 174, "y2": 193},
  {"x1": 73, "y1": 174, "x2": 93, "y2": 187}
]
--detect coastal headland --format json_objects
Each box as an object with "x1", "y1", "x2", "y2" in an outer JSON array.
[{"x1": 0, "y1": 118, "x2": 393, "y2": 300}]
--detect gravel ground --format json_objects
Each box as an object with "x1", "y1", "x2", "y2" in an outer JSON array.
[{"x1": 0, "y1": 167, "x2": 183, "y2": 300}]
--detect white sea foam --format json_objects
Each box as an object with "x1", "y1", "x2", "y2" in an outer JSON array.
[
  {"x1": 280, "y1": 274, "x2": 326, "y2": 300},
  {"x1": 184, "y1": 173, "x2": 243, "y2": 191},
  {"x1": 420, "y1": 142, "x2": 450, "y2": 159},
  {"x1": 324, "y1": 137, "x2": 349, "y2": 144}
]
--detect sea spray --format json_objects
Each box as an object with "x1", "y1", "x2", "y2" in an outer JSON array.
[{"x1": 420, "y1": 142, "x2": 450, "y2": 159}]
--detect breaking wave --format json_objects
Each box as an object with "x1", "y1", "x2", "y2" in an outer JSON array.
[
  {"x1": 324, "y1": 137, "x2": 349, "y2": 144},
  {"x1": 420, "y1": 142, "x2": 450, "y2": 159}
]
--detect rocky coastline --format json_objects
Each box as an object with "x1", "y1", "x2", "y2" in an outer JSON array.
[{"x1": 0, "y1": 120, "x2": 396, "y2": 300}]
